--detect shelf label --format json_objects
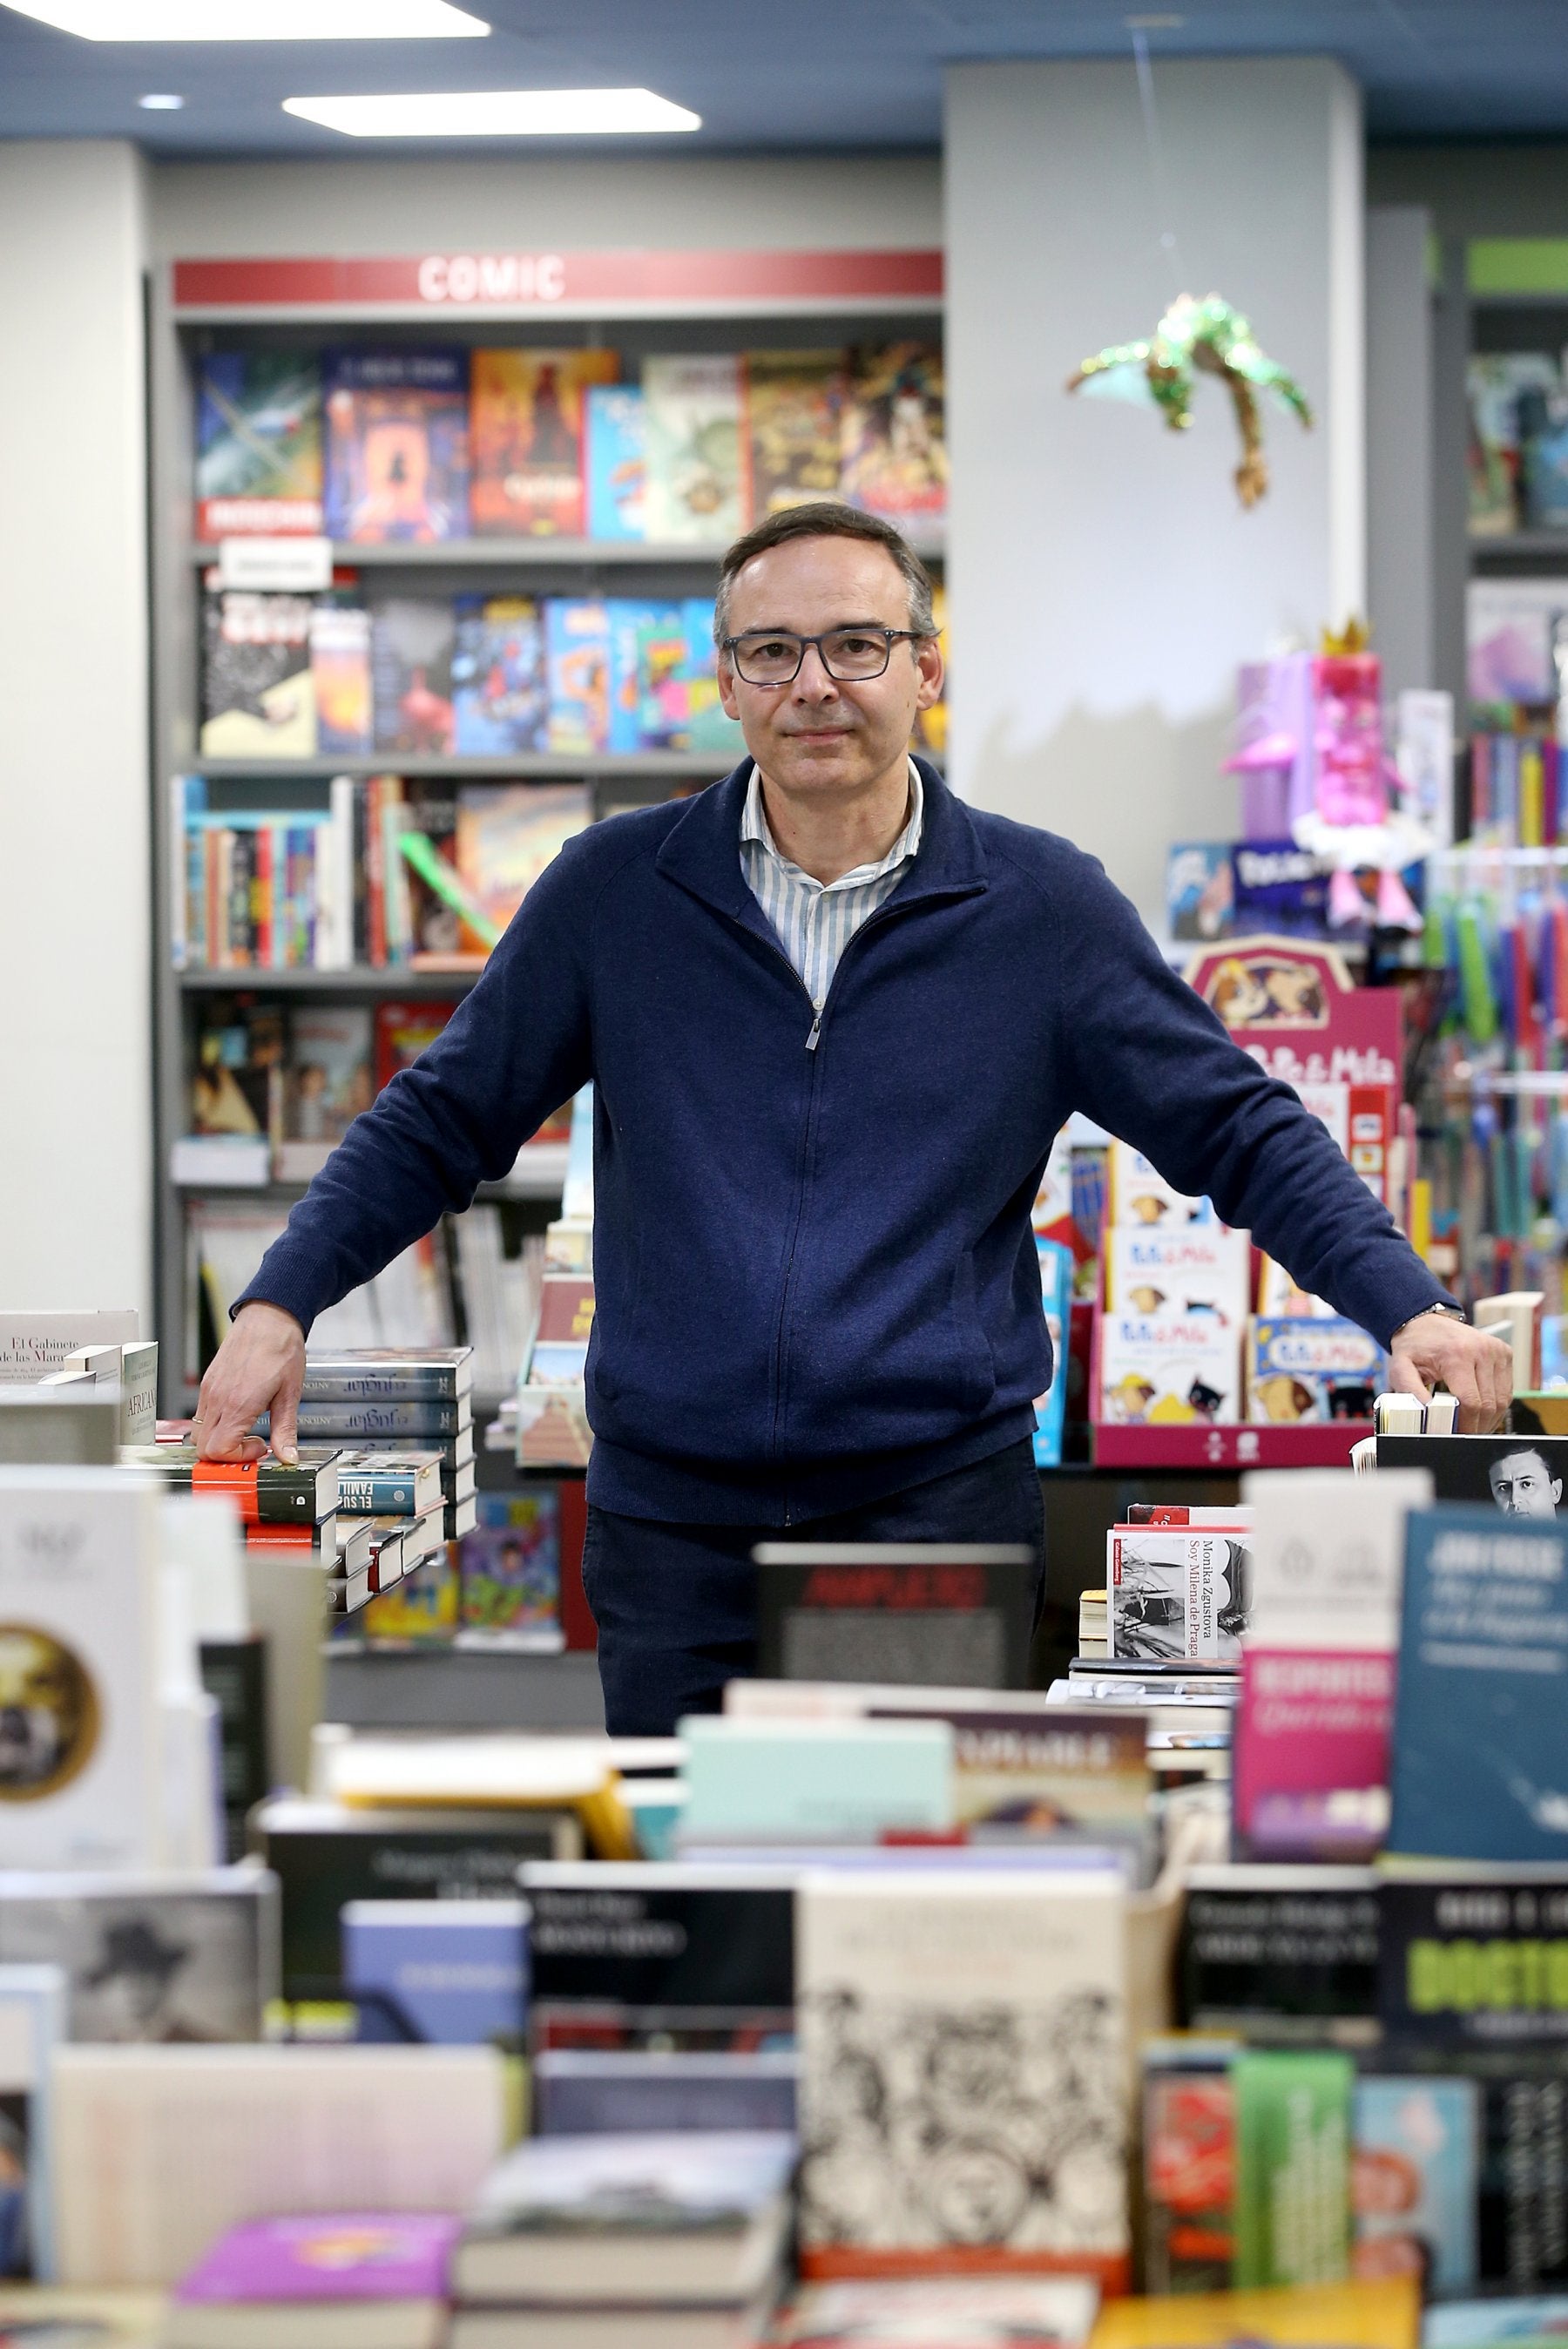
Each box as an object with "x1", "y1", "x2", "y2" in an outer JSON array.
[
  {"x1": 217, "y1": 536, "x2": 332, "y2": 592},
  {"x1": 173, "y1": 248, "x2": 945, "y2": 314}
]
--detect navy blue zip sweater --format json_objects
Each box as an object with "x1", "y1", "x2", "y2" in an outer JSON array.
[{"x1": 240, "y1": 759, "x2": 1450, "y2": 1524}]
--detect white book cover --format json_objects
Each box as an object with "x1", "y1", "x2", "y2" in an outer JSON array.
[
  {"x1": 51, "y1": 2044, "x2": 507, "y2": 2285},
  {"x1": 1107, "y1": 1530, "x2": 1252, "y2": 1662},
  {"x1": 1105, "y1": 1228, "x2": 1250, "y2": 1325},
  {"x1": 795, "y1": 1871, "x2": 1128, "y2": 2278},
  {"x1": 0, "y1": 1317, "x2": 139, "y2": 1388},
  {"x1": 1098, "y1": 1312, "x2": 1241, "y2": 1426},
  {"x1": 1240, "y1": 1466, "x2": 1433, "y2": 1650},
  {"x1": 1105, "y1": 1143, "x2": 1213, "y2": 1230},
  {"x1": 0, "y1": 1472, "x2": 164, "y2": 1871},
  {"x1": 643, "y1": 354, "x2": 747, "y2": 544}
]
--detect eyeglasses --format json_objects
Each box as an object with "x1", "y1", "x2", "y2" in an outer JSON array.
[{"x1": 720, "y1": 626, "x2": 924, "y2": 687}]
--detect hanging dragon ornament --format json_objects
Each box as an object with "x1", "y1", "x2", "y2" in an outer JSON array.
[{"x1": 1066, "y1": 292, "x2": 1313, "y2": 508}]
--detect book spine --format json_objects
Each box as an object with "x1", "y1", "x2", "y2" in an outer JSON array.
[
  {"x1": 368, "y1": 775, "x2": 386, "y2": 967},
  {"x1": 352, "y1": 779, "x2": 368, "y2": 965},
  {"x1": 296, "y1": 1399, "x2": 465, "y2": 1435},
  {"x1": 255, "y1": 823, "x2": 274, "y2": 969},
  {"x1": 301, "y1": 1371, "x2": 467, "y2": 1402},
  {"x1": 328, "y1": 774, "x2": 356, "y2": 971},
  {"x1": 336, "y1": 1472, "x2": 429, "y2": 1515}
]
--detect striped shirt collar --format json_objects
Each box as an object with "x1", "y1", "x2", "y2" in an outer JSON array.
[{"x1": 740, "y1": 757, "x2": 924, "y2": 889}]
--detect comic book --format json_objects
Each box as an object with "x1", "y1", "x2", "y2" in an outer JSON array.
[
  {"x1": 470, "y1": 348, "x2": 619, "y2": 536},
  {"x1": 585, "y1": 384, "x2": 646, "y2": 540},
  {"x1": 544, "y1": 600, "x2": 612, "y2": 755},
  {"x1": 199, "y1": 579, "x2": 316, "y2": 759},
  {"x1": 458, "y1": 1491, "x2": 562, "y2": 1644},
  {"x1": 195, "y1": 351, "x2": 322, "y2": 539},
  {"x1": 310, "y1": 595, "x2": 372, "y2": 757},
  {"x1": 643, "y1": 354, "x2": 749, "y2": 543},
  {"x1": 747, "y1": 349, "x2": 847, "y2": 513},
  {"x1": 322, "y1": 349, "x2": 470, "y2": 543},
  {"x1": 841, "y1": 341, "x2": 947, "y2": 522},
  {"x1": 371, "y1": 596, "x2": 456, "y2": 755},
  {"x1": 452, "y1": 596, "x2": 548, "y2": 755},
  {"x1": 454, "y1": 783, "x2": 591, "y2": 937}
]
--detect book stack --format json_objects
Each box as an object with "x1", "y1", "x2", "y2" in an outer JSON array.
[
  {"x1": 1097, "y1": 1146, "x2": 1247, "y2": 1430},
  {"x1": 517, "y1": 1087, "x2": 595, "y2": 1468},
  {"x1": 445, "y1": 2131, "x2": 796, "y2": 2348},
  {"x1": 291, "y1": 1347, "x2": 476, "y2": 1542},
  {"x1": 166, "y1": 2213, "x2": 461, "y2": 2349},
  {"x1": 120, "y1": 1444, "x2": 375, "y2": 1615}
]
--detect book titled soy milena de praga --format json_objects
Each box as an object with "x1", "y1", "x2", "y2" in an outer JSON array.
[
  {"x1": 795, "y1": 1870, "x2": 1129, "y2": 2285},
  {"x1": 1389, "y1": 1503, "x2": 1568, "y2": 1863},
  {"x1": 1108, "y1": 1530, "x2": 1252, "y2": 1664}
]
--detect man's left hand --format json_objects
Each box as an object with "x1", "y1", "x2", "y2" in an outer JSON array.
[{"x1": 1389, "y1": 1310, "x2": 1514, "y2": 1433}]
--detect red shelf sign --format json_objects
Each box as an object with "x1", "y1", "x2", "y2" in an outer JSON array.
[
  {"x1": 1093, "y1": 1421, "x2": 1366, "y2": 1471},
  {"x1": 172, "y1": 247, "x2": 945, "y2": 312}
]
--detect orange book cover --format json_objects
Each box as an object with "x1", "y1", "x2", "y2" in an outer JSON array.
[{"x1": 470, "y1": 349, "x2": 620, "y2": 537}]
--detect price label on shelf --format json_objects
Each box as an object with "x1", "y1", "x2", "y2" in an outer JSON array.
[{"x1": 216, "y1": 536, "x2": 332, "y2": 592}]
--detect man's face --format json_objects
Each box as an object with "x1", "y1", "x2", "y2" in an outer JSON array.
[
  {"x1": 716, "y1": 534, "x2": 943, "y2": 798},
  {"x1": 1488, "y1": 1448, "x2": 1562, "y2": 1518}
]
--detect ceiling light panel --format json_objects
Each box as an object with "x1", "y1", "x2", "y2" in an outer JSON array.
[
  {"x1": 8, "y1": 2, "x2": 488, "y2": 37},
  {"x1": 282, "y1": 87, "x2": 702, "y2": 137}
]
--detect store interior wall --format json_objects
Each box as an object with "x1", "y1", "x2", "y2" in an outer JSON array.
[
  {"x1": 0, "y1": 140, "x2": 152, "y2": 1323},
  {"x1": 943, "y1": 56, "x2": 1365, "y2": 931},
  {"x1": 1365, "y1": 203, "x2": 1435, "y2": 700}
]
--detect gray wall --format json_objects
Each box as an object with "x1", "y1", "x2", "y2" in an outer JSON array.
[
  {"x1": 149, "y1": 152, "x2": 943, "y2": 258},
  {"x1": 943, "y1": 57, "x2": 1366, "y2": 930},
  {"x1": 0, "y1": 142, "x2": 152, "y2": 1322},
  {"x1": 1366, "y1": 204, "x2": 1435, "y2": 697}
]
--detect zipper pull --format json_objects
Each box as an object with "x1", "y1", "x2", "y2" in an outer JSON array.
[{"x1": 806, "y1": 1014, "x2": 821, "y2": 1053}]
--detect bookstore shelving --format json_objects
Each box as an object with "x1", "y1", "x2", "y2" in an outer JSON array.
[{"x1": 147, "y1": 247, "x2": 946, "y2": 1412}]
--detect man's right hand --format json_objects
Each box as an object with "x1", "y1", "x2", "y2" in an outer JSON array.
[{"x1": 192, "y1": 1301, "x2": 307, "y2": 1464}]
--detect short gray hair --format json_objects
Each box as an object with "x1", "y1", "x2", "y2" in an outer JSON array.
[{"x1": 713, "y1": 500, "x2": 936, "y2": 646}]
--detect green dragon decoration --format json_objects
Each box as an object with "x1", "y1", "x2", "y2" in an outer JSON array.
[{"x1": 1066, "y1": 291, "x2": 1313, "y2": 508}]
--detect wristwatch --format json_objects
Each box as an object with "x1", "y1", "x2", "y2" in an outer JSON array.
[{"x1": 1390, "y1": 1303, "x2": 1467, "y2": 1342}]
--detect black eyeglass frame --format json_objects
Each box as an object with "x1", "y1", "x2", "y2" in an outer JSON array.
[{"x1": 719, "y1": 626, "x2": 928, "y2": 686}]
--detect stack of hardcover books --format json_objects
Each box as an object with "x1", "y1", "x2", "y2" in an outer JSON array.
[{"x1": 291, "y1": 1347, "x2": 477, "y2": 1545}]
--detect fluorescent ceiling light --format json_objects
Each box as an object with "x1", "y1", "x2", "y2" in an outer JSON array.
[
  {"x1": 282, "y1": 86, "x2": 701, "y2": 138},
  {"x1": 138, "y1": 91, "x2": 184, "y2": 107},
  {"x1": 7, "y1": 2, "x2": 488, "y2": 37}
]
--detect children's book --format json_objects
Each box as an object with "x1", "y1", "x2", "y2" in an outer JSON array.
[
  {"x1": 1105, "y1": 1141, "x2": 1215, "y2": 1229},
  {"x1": 585, "y1": 383, "x2": 647, "y2": 540},
  {"x1": 458, "y1": 1493, "x2": 561, "y2": 1643},
  {"x1": 544, "y1": 601, "x2": 612, "y2": 755},
  {"x1": 747, "y1": 348, "x2": 848, "y2": 513},
  {"x1": 1166, "y1": 843, "x2": 1234, "y2": 944},
  {"x1": 199, "y1": 581, "x2": 316, "y2": 758},
  {"x1": 1247, "y1": 1317, "x2": 1387, "y2": 1423},
  {"x1": 451, "y1": 596, "x2": 548, "y2": 755},
  {"x1": 322, "y1": 349, "x2": 470, "y2": 543},
  {"x1": 371, "y1": 598, "x2": 456, "y2": 755},
  {"x1": 310, "y1": 597, "x2": 373, "y2": 757},
  {"x1": 840, "y1": 341, "x2": 947, "y2": 521},
  {"x1": 453, "y1": 783, "x2": 591, "y2": 937},
  {"x1": 1033, "y1": 1238, "x2": 1072, "y2": 1468},
  {"x1": 470, "y1": 348, "x2": 619, "y2": 536},
  {"x1": 372, "y1": 1000, "x2": 456, "y2": 1094},
  {"x1": 1389, "y1": 1503, "x2": 1568, "y2": 1862},
  {"x1": 349, "y1": 1547, "x2": 461, "y2": 1645},
  {"x1": 1105, "y1": 1228, "x2": 1250, "y2": 1326},
  {"x1": 643, "y1": 355, "x2": 749, "y2": 543},
  {"x1": 1098, "y1": 1312, "x2": 1241, "y2": 1428},
  {"x1": 195, "y1": 351, "x2": 322, "y2": 539}
]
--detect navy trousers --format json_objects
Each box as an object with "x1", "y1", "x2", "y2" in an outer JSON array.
[{"x1": 582, "y1": 1436, "x2": 1045, "y2": 1736}]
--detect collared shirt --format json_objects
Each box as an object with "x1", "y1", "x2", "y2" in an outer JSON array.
[{"x1": 739, "y1": 758, "x2": 924, "y2": 1012}]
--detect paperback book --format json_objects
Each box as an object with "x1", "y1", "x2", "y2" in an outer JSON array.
[
  {"x1": 747, "y1": 349, "x2": 847, "y2": 513},
  {"x1": 310, "y1": 597, "x2": 373, "y2": 758},
  {"x1": 1178, "y1": 1865, "x2": 1380, "y2": 2041},
  {"x1": 643, "y1": 353, "x2": 749, "y2": 543},
  {"x1": 840, "y1": 341, "x2": 947, "y2": 522},
  {"x1": 342, "y1": 1899, "x2": 527, "y2": 2046},
  {"x1": 470, "y1": 348, "x2": 619, "y2": 536},
  {"x1": 585, "y1": 382, "x2": 647, "y2": 540},
  {"x1": 0, "y1": 1869, "x2": 277, "y2": 2044},
  {"x1": 0, "y1": 1963, "x2": 64, "y2": 2279},
  {"x1": 1108, "y1": 1529, "x2": 1252, "y2": 1662},
  {"x1": 544, "y1": 599, "x2": 612, "y2": 755},
  {"x1": 166, "y1": 2211, "x2": 460, "y2": 2349},
  {"x1": 199, "y1": 583, "x2": 316, "y2": 759},
  {"x1": 451, "y1": 596, "x2": 548, "y2": 755},
  {"x1": 458, "y1": 1491, "x2": 560, "y2": 1643},
  {"x1": 371, "y1": 598, "x2": 456, "y2": 756},
  {"x1": 194, "y1": 351, "x2": 323, "y2": 539},
  {"x1": 323, "y1": 349, "x2": 470, "y2": 543}
]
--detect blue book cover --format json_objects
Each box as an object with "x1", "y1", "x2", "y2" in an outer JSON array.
[
  {"x1": 1352, "y1": 2075, "x2": 1479, "y2": 2294},
  {"x1": 1390, "y1": 1503, "x2": 1568, "y2": 1862},
  {"x1": 544, "y1": 599, "x2": 612, "y2": 755},
  {"x1": 585, "y1": 385, "x2": 646, "y2": 541},
  {"x1": 681, "y1": 598, "x2": 744, "y2": 756},
  {"x1": 342, "y1": 1899, "x2": 527, "y2": 2045},
  {"x1": 0, "y1": 1964, "x2": 66, "y2": 2280},
  {"x1": 452, "y1": 595, "x2": 548, "y2": 755},
  {"x1": 1032, "y1": 1238, "x2": 1073, "y2": 1468},
  {"x1": 607, "y1": 599, "x2": 685, "y2": 754},
  {"x1": 322, "y1": 348, "x2": 470, "y2": 544},
  {"x1": 1166, "y1": 843, "x2": 1233, "y2": 944}
]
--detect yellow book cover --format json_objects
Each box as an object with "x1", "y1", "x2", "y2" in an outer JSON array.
[
  {"x1": 470, "y1": 349, "x2": 620, "y2": 536},
  {"x1": 1089, "y1": 2278, "x2": 1419, "y2": 2349}
]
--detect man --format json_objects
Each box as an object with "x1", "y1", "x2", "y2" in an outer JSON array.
[
  {"x1": 1486, "y1": 1445, "x2": 1562, "y2": 1519},
  {"x1": 194, "y1": 502, "x2": 1511, "y2": 1733}
]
